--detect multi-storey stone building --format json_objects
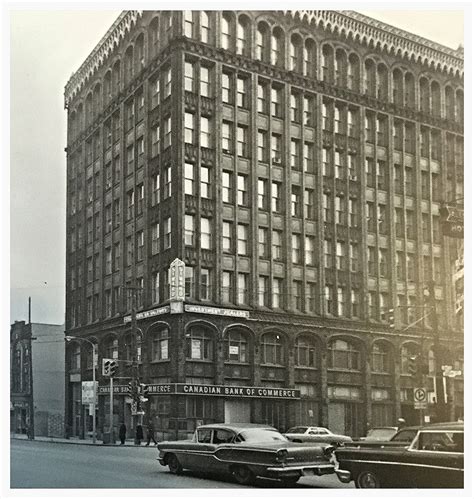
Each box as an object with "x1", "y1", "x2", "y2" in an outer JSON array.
[{"x1": 64, "y1": 10, "x2": 463, "y2": 440}]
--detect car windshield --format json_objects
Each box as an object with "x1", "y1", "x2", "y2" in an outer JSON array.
[
  {"x1": 237, "y1": 429, "x2": 288, "y2": 443},
  {"x1": 366, "y1": 428, "x2": 397, "y2": 440},
  {"x1": 286, "y1": 427, "x2": 308, "y2": 434}
]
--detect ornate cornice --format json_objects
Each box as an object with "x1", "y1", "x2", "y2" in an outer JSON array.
[
  {"x1": 287, "y1": 10, "x2": 463, "y2": 76},
  {"x1": 64, "y1": 10, "x2": 143, "y2": 108}
]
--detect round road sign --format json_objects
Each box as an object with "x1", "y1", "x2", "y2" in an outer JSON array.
[{"x1": 414, "y1": 388, "x2": 427, "y2": 402}]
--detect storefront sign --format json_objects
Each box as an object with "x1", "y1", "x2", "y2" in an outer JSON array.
[
  {"x1": 229, "y1": 346, "x2": 239, "y2": 355},
  {"x1": 184, "y1": 304, "x2": 250, "y2": 318},
  {"x1": 170, "y1": 258, "x2": 185, "y2": 301},
  {"x1": 99, "y1": 383, "x2": 300, "y2": 399},
  {"x1": 123, "y1": 306, "x2": 170, "y2": 323}
]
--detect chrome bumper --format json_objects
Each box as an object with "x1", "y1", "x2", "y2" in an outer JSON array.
[
  {"x1": 267, "y1": 463, "x2": 335, "y2": 476},
  {"x1": 336, "y1": 469, "x2": 352, "y2": 483}
]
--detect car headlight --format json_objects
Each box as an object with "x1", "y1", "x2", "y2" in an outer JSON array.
[{"x1": 276, "y1": 449, "x2": 288, "y2": 463}]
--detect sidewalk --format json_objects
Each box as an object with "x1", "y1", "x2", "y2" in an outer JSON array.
[{"x1": 11, "y1": 433, "x2": 157, "y2": 447}]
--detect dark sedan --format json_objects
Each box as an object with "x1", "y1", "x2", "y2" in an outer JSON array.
[
  {"x1": 157, "y1": 423, "x2": 335, "y2": 485},
  {"x1": 335, "y1": 422, "x2": 463, "y2": 488}
]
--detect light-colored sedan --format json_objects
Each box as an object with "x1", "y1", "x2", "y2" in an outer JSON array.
[{"x1": 284, "y1": 426, "x2": 352, "y2": 446}]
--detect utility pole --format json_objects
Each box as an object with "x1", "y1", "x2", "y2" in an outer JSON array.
[
  {"x1": 428, "y1": 280, "x2": 446, "y2": 422},
  {"x1": 28, "y1": 297, "x2": 35, "y2": 440}
]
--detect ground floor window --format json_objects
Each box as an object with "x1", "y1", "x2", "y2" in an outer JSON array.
[
  {"x1": 294, "y1": 399, "x2": 319, "y2": 426},
  {"x1": 372, "y1": 403, "x2": 394, "y2": 427}
]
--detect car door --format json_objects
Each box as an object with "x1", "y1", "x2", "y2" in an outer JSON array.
[{"x1": 183, "y1": 428, "x2": 217, "y2": 471}]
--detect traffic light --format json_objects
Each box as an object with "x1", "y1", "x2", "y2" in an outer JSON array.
[
  {"x1": 387, "y1": 308, "x2": 395, "y2": 329},
  {"x1": 141, "y1": 384, "x2": 150, "y2": 397},
  {"x1": 109, "y1": 360, "x2": 118, "y2": 377},
  {"x1": 128, "y1": 379, "x2": 139, "y2": 397},
  {"x1": 381, "y1": 308, "x2": 396, "y2": 328},
  {"x1": 407, "y1": 356, "x2": 418, "y2": 376},
  {"x1": 102, "y1": 358, "x2": 113, "y2": 376}
]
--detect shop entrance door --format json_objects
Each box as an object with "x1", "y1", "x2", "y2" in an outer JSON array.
[{"x1": 224, "y1": 400, "x2": 251, "y2": 423}]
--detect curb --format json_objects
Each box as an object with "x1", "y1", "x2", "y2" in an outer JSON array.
[{"x1": 11, "y1": 436, "x2": 158, "y2": 448}]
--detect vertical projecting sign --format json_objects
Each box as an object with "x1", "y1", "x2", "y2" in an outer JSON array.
[{"x1": 170, "y1": 258, "x2": 185, "y2": 311}]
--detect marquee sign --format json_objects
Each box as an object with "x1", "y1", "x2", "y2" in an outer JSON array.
[{"x1": 99, "y1": 383, "x2": 300, "y2": 400}]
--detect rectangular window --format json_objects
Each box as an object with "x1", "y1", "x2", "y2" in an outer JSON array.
[
  {"x1": 271, "y1": 182, "x2": 281, "y2": 212},
  {"x1": 272, "y1": 230, "x2": 282, "y2": 259},
  {"x1": 305, "y1": 189, "x2": 314, "y2": 218},
  {"x1": 336, "y1": 241, "x2": 345, "y2": 270},
  {"x1": 164, "y1": 217, "x2": 171, "y2": 249},
  {"x1": 222, "y1": 221, "x2": 232, "y2": 252},
  {"x1": 201, "y1": 217, "x2": 211, "y2": 249},
  {"x1": 237, "y1": 273, "x2": 248, "y2": 305},
  {"x1": 200, "y1": 166, "x2": 210, "y2": 198},
  {"x1": 306, "y1": 282, "x2": 317, "y2": 313},
  {"x1": 237, "y1": 125, "x2": 247, "y2": 157},
  {"x1": 200, "y1": 116, "x2": 211, "y2": 148},
  {"x1": 151, "y1": 222, "x2": 160, "y2": 254},
  {"x1": 185, "y1": 266, "x2": 194, "y2": 298},
  {"x1": 335, "y1": 196, "x2": 345, "y2": 225},
  {"x1": 290, "y1": 93, "x2": 300, "y2": 122},
  {"x1": 258, "y1": 276, "x2": 269, "y2": 307},
  {"x1": 292, "y1": 234, "x2": 301, "y2": 264},
  {"x1": 294, "y1": 281, "x2": 303, "y2": 311},
  {"x1": 184, "y1": 214, "x2": 195, "y2": 246},
  {"x1": 200, "y1": 66, "x2": 210, "y2": 97},
  {"x1": 136, "y1": 231, "x2": 144, "y2": 261},
  {"x1": 164, "y1": 116, "x2": 171, "y2": 148},
  {"x1": 271, "y1": 86, "x2": 282, "y2": 118},
  {"x1": 337, "y1": 287, "x2": 345, "y2": 316},
  {"x1": 185, "y1": 112, "x2": 194, "y2": 144},
  {"x1": 323, "y1": 148, "x2": 331, "y2": 176},
  {"x1": 237, "y1": 224, "x2": 248, "y2": 255},
  {"x1": 290, "y1": 139, "x2": 300, "y2": 168},
  {"x1": 222, "y1": 271, "x2": 232, "y2": 303},
  {"x1": 164, "y1": 67, "x2": 172, "y2": 98},
  {"x1": 257, "y1": 130, "x2": 267, "y2": 162},
  {"x1": 151, "y1": 77, "x2": 160, "y2": 108},
  {"x1": 236, "y1": 77, "x2": 247, "y2": 108},
  {"x1": 105, "y1": 247, "x2": 112, "y2": 275},
  {"x1": 222, "y1": 171, "x2": 232, "y2": 203},
  {"x1": 152, "y1": 173, "x2": 160, "y2": 205},
  {"x1": 104, "y1": 289, "x2": 112, "y2": 318},
  {"x1": 272, "y1": 278, "x2": 283, "y2": 309},
  {"x1": 184, "y1": 61, "x2": 194, "y2": 92},
  {"x1": 222, "y1": 121, "x2": 232, "y2": 153},
  {"x1": 335, "y1": 151, "x2": 344, "y2": 179},
  {"x1": 303, "y1": 142, "x2": 314, "y2": 172},
  {"x1": 257, "y1": 83, "x2": 266, "y2": 113},
  {"x1": 113, "y1": 242, "x2": 121, "y2": 271},
  {"x1": 151, "y1": 124, "x2": 160, "y2": 157},
  {"x1": 325, "y1": 285, "x2": 333, "y2": 315},
  {"x1": 125, "y1": 237, "x2": 132, "y2": 266},
  {"x1": 222, "y1": 73, "x2": 231, "y2": 104},
  {"x1": 258, "y1": 179, "x2": 267, "y2": 210},
  {"x1": 271, "y1": 134, "x2": 282, "y2": 164},
  {"x1": 291, "y1": 187, "x2": 301, "y2": 217},
  {"x1": 237, "y1": 174, "x2": 248, "y2": 206},
  {"x1": 200, "y1": 268, "x2": 211, "y2": 300},
  {"x1": 184, "y1": 162, "x2": 194, "y2": 195},
  {"x1": 152, "y1": 271, "x2": 160, "y2": 304},
  {"x1": 305, "y1": 236, "x2": 315, "y2": 265},
  {"x1": 258, "y1": 227, "x2": 268, "y2": 258},
  {"x1": 164, "y1": 166, "x2": 172, "y2": 198},
  {"x1": 303, "y1": 96, "x2": 312, "y2": 126},
  {"x1": 127, "y1": 189, "x2": 134, "y2": 220}
]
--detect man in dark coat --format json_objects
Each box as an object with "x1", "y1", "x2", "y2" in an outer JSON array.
[
  {"x1": 145, "y1": 422, "x2": 157, "y2": 446},
  {"x1": 136, "y1": 424, "x2": 144, "y2": 445},
  {"x1": 119, "y1": 423, "x2": 127, "y2": 445}
]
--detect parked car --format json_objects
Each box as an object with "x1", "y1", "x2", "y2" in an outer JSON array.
[
  {"x1": 157, "y1": 423, "x2": 336, "y2": 485},
  {"x1": 335, "y1": 422, "x2": 464, "y2": 488},
  {"x1": 284, "y1": 426, "x2": 352, "y2": 446},
  {"x1": 347, "y1": 426, "x2": 422, "y2": 449}
]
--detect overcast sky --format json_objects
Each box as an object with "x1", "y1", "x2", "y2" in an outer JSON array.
[{"x1": 8, "y1": 7, "x2": 465, "y2": 325}]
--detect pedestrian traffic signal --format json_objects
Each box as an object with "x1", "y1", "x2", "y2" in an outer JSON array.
[
  {"x1": 109, "y1": 360, "x2": 118, "y2": 377},
  {"x1": 408, "y1": 356, "x2": 418, "y2": 376}
]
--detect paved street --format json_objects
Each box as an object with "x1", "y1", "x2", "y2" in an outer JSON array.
[{"x1": 11, "y1": 439, "x2": 353, "y2": 489}]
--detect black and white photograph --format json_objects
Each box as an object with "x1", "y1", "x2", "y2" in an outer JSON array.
[{"x1": 4, "y1": 1, "x2": 469, "y2": 495}]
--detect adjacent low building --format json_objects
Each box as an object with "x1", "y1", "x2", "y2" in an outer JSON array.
[
  {"x1": 64, "y1": 10, "x2": 463, "y2": 440},
  {"x1": 10, "y1": 321, "x2": 65, "y2": 437}
]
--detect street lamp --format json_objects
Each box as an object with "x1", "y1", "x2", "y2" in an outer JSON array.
[{"x1": 65, "y1": 335, "x2": 97, "y2": 444}]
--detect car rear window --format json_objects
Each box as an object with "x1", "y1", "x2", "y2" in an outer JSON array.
[
  {"x1": 391, "y1": 430, "x2": 417, "y2": 442},
  {"x1": 366, "y1": 428, "x2": 397, "y2": 439},
  {"x1": 238, "y1": 429, "x2": 287, "y2": 442},
  {"x1": 286, "y1": 427, "x2": 308, "y2": 434}
]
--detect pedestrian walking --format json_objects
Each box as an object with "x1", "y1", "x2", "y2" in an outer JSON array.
[
  {"x1": 119, "y1": 423, "x2": 127, "y2": 445},
  {"x1": 135, "y1": 424, "x2": 144, "y2": 445},
  {"x1": 145, "y1": 422, "x2": 157, "y2": 446}
]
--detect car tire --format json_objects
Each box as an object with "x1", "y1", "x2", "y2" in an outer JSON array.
[
  {"x1": 281, "y1": 476, "x2": 300, "y2": 486},
  {"x1": 167, "y1": 453, "x2": 183, "y2": 475},
  {"x1": 355, "y1": 471, "x2": 381, "y2": 488},
  {"x1": 232, "y1": 465, "x2": 256, "y2": 485}
]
